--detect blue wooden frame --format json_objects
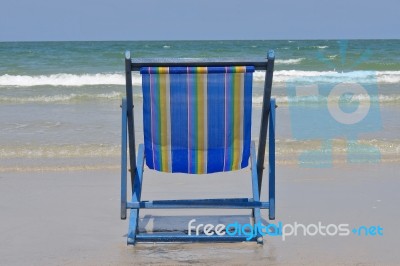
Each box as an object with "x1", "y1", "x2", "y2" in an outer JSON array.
[{"x1": 121, "y1": 51, "x2": 276, "y2": 245}]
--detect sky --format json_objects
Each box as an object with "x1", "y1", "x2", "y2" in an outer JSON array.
[{"x1": 0, "y1": 0, "x2": 399, "y2": 41}]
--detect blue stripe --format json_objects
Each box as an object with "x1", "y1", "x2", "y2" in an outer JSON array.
[
  {"x1": 151, "y1": 73, "x2": 161, "y2": 171},
  {"x1": 170, "y1": 72, "x2": 189, "y2": 173},
  {"x1": 246, "y1": 66, "x2": 255, "y2": 73},
  {"x1": 141, "y1": 73, "x2": 154, "y2": 169},
  {"x1": 206, "y1": 71, "x2": 226, "y2": 173},
  {"x1": 241, "y1": 71, "x2": 253, "y2": 168},
  {"x1": 188, "y1": 72, "x2": 196, "y2": 174},
  {"x1": 224, "y1": 71, "x2": 233, "y2": 171}
]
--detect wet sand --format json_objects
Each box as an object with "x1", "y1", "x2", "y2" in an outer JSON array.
[{"x1": 0, "y1": 163, "x2": 399, "y2": 265}]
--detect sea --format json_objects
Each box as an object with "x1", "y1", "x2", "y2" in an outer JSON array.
[{"x1": 0, "y1": 40, "x2": 399, "y2": 171}]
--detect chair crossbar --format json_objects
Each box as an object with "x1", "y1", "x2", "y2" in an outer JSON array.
[
  {"x1": 131, "y1": 234, "x2": 258, "y2": 244},
  {"x1": 127, "y1": 198, "x2": 270, "y2": 209},
  {"x1": 130, "y1": 57, "x2": 269, "y2": 70}
]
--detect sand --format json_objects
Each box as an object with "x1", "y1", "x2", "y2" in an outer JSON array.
[{"x1": 0, "y1": 163, "x2": 399, "y2": 265}]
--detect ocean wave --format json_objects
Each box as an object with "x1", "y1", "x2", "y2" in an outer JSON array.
[
  {"x1": 0, "y1": 73, "x2": 135, "y2": 86},
  {"x1": 1, "y1": 70, "x2": 400, "y2": 87},
  {"x1": 312, "y1": 45, "x2": 329, "y2": 49},
  {"x1": 0, "y1": 91, "x2": 125, "y2": 104},
  {"x1": 0, "y1": 165, "x2": 120, "y2": 173},
  {"x1": 1, "y1": 139, "x2": 398, "y2": 160},
  {"x1": 2, "y1": 91, "x2": 398, "y2": 105},
  {"x1": 0, "y1": 144, "x2": 120, "y2": 159},
  {"x1": 254, "y1": 94, "x2": 400, "y2": 106},
  {"x1": 275, "y1": 58, "x2": 305, "y2": 65},
  {"x1": 253, "y1": 70, "x2": 400, "y2": 84}
]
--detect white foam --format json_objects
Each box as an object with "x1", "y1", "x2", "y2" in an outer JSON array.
[
  {"x1": 0, "y1": 144, "x2": 120, "y2": 159},
  {"x1": 0, "y1": 73, "x2": 140, "y2": 87},
  {"x1": 253, "y1": 94, "x2": 400, "y2": 106},
  {"x1": 1, "y1": 70, "x2": 400, "y2": 87},
  {"x1": 1, "y1": 140, "x2": 398, "y2": 160},
  {"x1": 0, "y1": 91, "x2": 124, "y2": 104},
  {"x1": 276, "y1": 58, "x2": 305, "y2": 65},
  {"x1": 254, "y1": 70, "x2": 400, "y2": 84},
  {"x1": 2, "y1": 91, "x2": 398, "y2": 105}
]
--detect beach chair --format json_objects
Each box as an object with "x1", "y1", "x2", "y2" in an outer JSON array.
[{"x1": 120, "y1": 50, "x2": 276, "y2": 245}]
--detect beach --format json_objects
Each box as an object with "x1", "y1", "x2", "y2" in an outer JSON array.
[
  {"x1": 0, "y1": 40, "x2": 400, "y2": 265},
  {"x1": 1, "y1": 163, "x2": 399, "y2": 265}
]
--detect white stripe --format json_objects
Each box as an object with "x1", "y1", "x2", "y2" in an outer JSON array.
[
  {"x1": 165, "y1": 71, "x2": 172, "y2": 172},
  {"x1": 223, "y1": 69, "x2": 227, "y2": 171},
  {"x1": 203, "y1": 72, "x2": 208, "y2": 173},
  {"x1": 187, "y1": 67, "x2": 191, "y2": 173},
  {"x1": 238, "y1": 72, "x2": 244, "y2": 169},
  {"x1": 149, "y1": 69, "x2": 156, "y2": 168}
]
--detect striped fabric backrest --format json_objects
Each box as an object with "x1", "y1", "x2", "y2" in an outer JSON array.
[{"x1": 140, "y1": 66, "x2": 254, "y2": 174}]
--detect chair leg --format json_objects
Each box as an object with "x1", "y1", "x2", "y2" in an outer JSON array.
[
  {"x1": 121, "y1": 98, "x2": 128, "y2": 220},
  {"x1": 269, "y1": 99, "x2": 276, "y2": 220},
  {"x1": 252, "y1": 208, "x2": 263, "y2": 244},
  {"x1": 127, "y1": 144, "x2": 145, "y2": 245},
  {"x1": 250, "y1": 141, "x2": 264, "y2": 244},
  {"x1": 127, "y1": 173, "x2": 140, "y2": 244},
  {"x1": 127, "y1": 209, "x2": 139, "y2": 245}
]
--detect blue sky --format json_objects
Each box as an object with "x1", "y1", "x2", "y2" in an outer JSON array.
[{"x1": 1, "y1": 0, "x2": 399, "y2": 41}]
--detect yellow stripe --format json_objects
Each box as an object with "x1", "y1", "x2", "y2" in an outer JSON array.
[
  {"x1": 235, "y1": 66, "x2": 246, "y2": 73},
  {"x1": 232, "y1": 72, "x2": 243, "y2": 170},
  {"x1": 197, "y1": 68, "x2": 206, "y2": 173},
  {"x1": 195, "y1": 67, "x2": 208, "y2": 74},
  {"x1": 159, "y1": 71, "x2": 169, "y2": 172},
  {"x1": 157, "y1": 67, "x2": 169, "y2": 74}
]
